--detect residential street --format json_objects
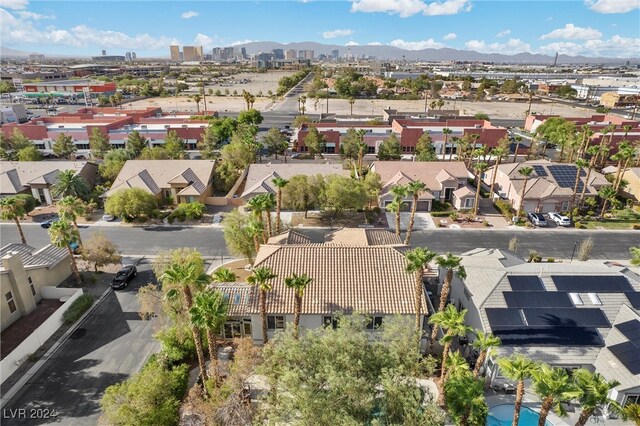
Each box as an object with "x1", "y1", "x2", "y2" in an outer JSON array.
[
  {"x1": 2, "y1": 259, "x2": 160, "y2": 425},
  {"x1": 1, "y1": 223, "x2": 637, "y2": 260}
]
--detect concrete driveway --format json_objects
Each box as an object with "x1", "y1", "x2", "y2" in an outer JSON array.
[
  {"x1": 385, "y1": 212, "x2": 436, "y2": 231},
  {"x1": 2, "y1": 259, "x2": 160, "y2": 425}
]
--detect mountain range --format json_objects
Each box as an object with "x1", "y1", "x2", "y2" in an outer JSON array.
[{"x1": 238, "y1": 41, "x2": 638, "y2": 65}]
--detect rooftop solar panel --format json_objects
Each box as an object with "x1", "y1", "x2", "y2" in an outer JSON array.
[
  {"x1": 532, "y1": 165, "x2": 548, "y2": 177},
  {"x1": 625, "y1": 292, "x2": 640, "y2": 309},
  {"x1": 507, "y1": 276, "x2": 544, "y2": 291},
  {"x1": 523, "y1": 308, "x2": 610, "y2": 328},
  {"x1": 552, "y1": 276, "x2": 634, "y2": 293},
  {"x1": 486, "y1": 308, "x2": 524, "y2": 327},
  {"x1": 615, "y1": 320, "x2": 640, "y2": 342},
  {"x1": 492, "y1": 326, "x2": 604, "y2": 347},
  {"x1": 504, "y1": 292, "x2": 573, "y2": 308},
  {"x1": 609, "y1": 342, "x2": 640, "y2": 374}
]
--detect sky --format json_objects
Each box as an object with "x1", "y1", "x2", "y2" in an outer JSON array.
[{"x1": 1, "y1": 0, "x2": 639, "y2": 58}]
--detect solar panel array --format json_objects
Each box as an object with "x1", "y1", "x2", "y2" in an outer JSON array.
[
  {"x1": 504, "y1": 292, "x2": 573, "y2": 308},
  {"x1": 523, "y1": 308, "x2": 610, "y2": 327},
  {"x1": 625, "y1": 292, "x2": 640, "y2": 309},
  {"x1": 552, "y1": 276, "x2": 634, "y2": 293},
  {"x1": 492, "y1": 326, "x2": 604, "y2": 347},
  {"x1": 532, "y1": 165, "x2": 548, "y2": 177},
  {"x1": 507, "y1": 276, "x2": 544, "y2": 291},
  {"x1": 548, "y1": 164, "x2": 587, "y2": 192},
  {"x1": 609, "y1": 319, "x2": 640, "y2": 375}
]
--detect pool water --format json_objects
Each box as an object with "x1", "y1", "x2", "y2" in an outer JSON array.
[{"x1": 487, "y1": 404, "x2": 553, "y2": 426}]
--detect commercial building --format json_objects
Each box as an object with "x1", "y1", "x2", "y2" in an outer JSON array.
[
  {"x1": 183, "y1": 46, "x2": 203, "y2": 61},
  {"x1": 170, "y1": 45, "x2": 181, "y2": 61},
  {"x1": 331, "y1": 49, "x2": 339, "y2": 60},
  {"x1": 285, "y1": 49, "x2": 297, "y2": 60},
  {"x1": 20, "y1": 80, "x2": 117, "y2": 98},
  {"x1": 600, "y1": 92, "x2": 640, "y2": 109}
]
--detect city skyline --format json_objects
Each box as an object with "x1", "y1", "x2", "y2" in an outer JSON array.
[{"x1": 0, "y1": 0, "x2": 639, "y2": 58}]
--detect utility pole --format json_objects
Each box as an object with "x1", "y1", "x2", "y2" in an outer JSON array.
[{"x1": 326, "y1": 85, "x2": 329, "y2": 115}]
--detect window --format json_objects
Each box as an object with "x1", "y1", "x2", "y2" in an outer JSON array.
[
  {"x1": 5, "y1": 291, "x2": 16, "y2": 314},
  {"x1": 625, "y1": 395, "x2": 640, "y2": 406},
  {"x1": 561, "y1": 201, "x2": 569, "y2": 211},
  {"x1": 323, "y1": 316, "x2": 338, "y2": 329},
  {"x1": 367, "y1": 146, "x2": 375, "y2": 154},
  {"x1": 30, "y1": 283, "x2": 36, "y2": 296},
  {"x1": 267, "y1": 315, "x2": 285, "y2": 330},
  {"x1": 76, "y1": 143, "x2": 89, "y2": 150},
  {"x1": 464, "y1": 198, "x2": 474, "y2": 208},
  {"x1": 28, "y1": 277, "x2": 32, "y2": 284},
  {"x1": 35, "y1": 144, "x2": 45, "y2": 149},
  {"x1": 243, "y1": 320, "x2": 252, "y2": 336},
  {"x1": 432, "y1": 191, "x2": 441, "y2": 199},
  {"x1": 366, "y1": 316, "x2": 383, "y2": 330}
]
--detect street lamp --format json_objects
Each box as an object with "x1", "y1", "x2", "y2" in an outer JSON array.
[{"x1": 570, "y1": 241, "x2": 578, "y2": 262}]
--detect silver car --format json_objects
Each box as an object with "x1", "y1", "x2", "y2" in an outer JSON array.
[{"x1": 547, "y1": 212, "x2": 571, "y2": 227}]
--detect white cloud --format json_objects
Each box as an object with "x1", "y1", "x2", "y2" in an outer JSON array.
[
  {"x1": 181, "y1": 10, "x2": 198, "y2": 19},
  {"x1": 496, "y1": 29, "x2": 511, "y2": 38},
  {"x1": 229, "y1": 39, "x2": 254, "y2": 46},
  {"x1": 443, "y1": 32, "x2": 457, "y2": 40},
  {"x1": 194, "y1": 33, "x2": 219, "y2": 49},
  {"x1": 17, "y1": 10, "x2": 54, "y2": 20},
  {"x1": 350, "y1": 0, "x2": 471, "y2": 17},
  {"x1": 322, "y1": 29, "x2": 355, "y2": 39},
  {"x1": 390, "y1": 38, "x2": 444, "y2": 50},
  {"x1": 464, "y1": 38, "x2": 531, "y2": 53},
  {"x1": 0, "y1": 0, "x2": 28, "y2": 10},
  {"x1": 540, "y1": 24, "x2": 602, "y2": 40},
  {"x1": 345, "y1": 41, "x2": 360, "y2": 46},
  {"x1": 367, "y1": 41, "x2": 382, "y2": 45},
  {"x1": 539, "y1": 35, "x2": 640, "y2": 58},
  {"x1": 585, "y1": 0, "x2": 639, "y2": 13}
]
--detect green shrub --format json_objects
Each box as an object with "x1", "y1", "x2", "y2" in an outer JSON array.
[
  {"x1": 155, "y1": 325, "x2": 196, "y2": 365},
  {"x1": 494, "y1": 199, "x2": 513, "y2": 217},
  {"x1": 372, "y1": 206, "x2": 381, "y2": 214},
  {"x1": 547, "y1": 258, "x2": 555, "y2": 263},
  {"x1": 63, "y1": 294, "x2": 95, "y2": 324},
  {"x1": 633, "y1": 224, "x2": 640, "y2": 230},
  {"x1": 168, "y1": 202, "x2": 206, "y2": 222},
  {"x1": 483, "y1": 220, "x2": 490, "y2": 227},
  {"x1": 575, "y1": 222, "x2": 587, "y2": 229},
  {"x1": 430, "y1": 211, "x2": 453, "y2": 217}
]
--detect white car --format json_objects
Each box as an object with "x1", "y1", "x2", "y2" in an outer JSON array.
[
  {"x1": 547, "y1": 212, "x2": 571, "y2": 227},
  {"x1": 102, "y1": 214, "x2": 116, "y2": 222}
]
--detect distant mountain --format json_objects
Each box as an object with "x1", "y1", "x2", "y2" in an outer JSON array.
[
  {"x1": 1, "y1": 47, "x2": 33, "y2": 57},
  {"x1": 237, "y1": 41, "x2": 638, "y2": 65}
]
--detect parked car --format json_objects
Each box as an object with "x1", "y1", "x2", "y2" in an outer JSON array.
[
  {"x1": 101, "y1": 214, "x2": 116, "y2": 222},
  {"x1": 41, "y1": 218, "x2": 58, "y2": 229},
  {"x1": 527, "y1": 212, "x2": 548, "y2": 227},
  {"x1": 212, "y1": 213, "x2": 223, "y2": 224},
  {"x1": 547, "y1": 212, "x2": 571, "y2": 227},
  {"x1": 111, "y1": 265, "x2": 137, "y2": 290}
]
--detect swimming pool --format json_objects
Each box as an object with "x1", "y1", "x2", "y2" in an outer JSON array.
[{"x1": 487, "y1": 404, "x2": 553, "y2": 426}]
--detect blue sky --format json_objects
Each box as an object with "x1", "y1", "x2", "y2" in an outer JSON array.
[{"x1": 1, "y1": 0, "x2": 639, "y2": 57}]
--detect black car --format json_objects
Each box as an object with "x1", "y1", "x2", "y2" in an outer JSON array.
[
  {"x1": 111, "y1": 265, "x2": 137, "y2": 289},
  {"x1": 41, "y1": 218, "x2": 59, "y2": 228}
]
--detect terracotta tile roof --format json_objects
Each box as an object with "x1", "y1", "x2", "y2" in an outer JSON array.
[
  {"x1": 210, "y1": 283, "x2": 252, "y2": 317},
  {"x1": 0, "y1": 161, "x2": 93, "y2": 194},
  {"x1": 324, "y1": 228, "x2": 403, "y2": 246},
  {"x1": 372, "y1": 161, "x2": 470, "y2": 192},
  {"x1": 248, "y1": 244, "x2": 426, "y2": 315},
  {"x1": 267, "y1": 230, "x2": 312, "y2": 245}
]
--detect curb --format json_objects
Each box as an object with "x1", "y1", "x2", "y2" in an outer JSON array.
[{"x1": 0, "y1": 284, "x2": 114, "y2": 409}]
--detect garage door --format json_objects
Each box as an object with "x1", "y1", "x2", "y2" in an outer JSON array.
[
  {"x1": 523, "y1": 201, "x2": 537, "y2": 213},
  {"x1": 541, "y1": 202, "x2": 556, "y2": 213},
  {"x1": 416, "y1": 201, "x2": 430, "y2": 211}
]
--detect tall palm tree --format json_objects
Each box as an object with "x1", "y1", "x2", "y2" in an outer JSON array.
[
  {"x1": 247, "y1": 194, "x2": 266, "y2": 237},
  {"x1": 621, "y1": 403, "x2": 640, "y2": 425},
  {"x1": 429, "y1": 305, "x2": 469, "y2": 384},
  {"x1": 431, "y1": 253, "x2": 467, "y2": 345},
  {"x1": 497, "y1": 354, "x2": 539, "y2": 426},
  {"x1": 473, "y1": 162, "x2": 488, "y2": 214},
  {"x1": 348, "y1": 97, "x2": 355, "y2": 116},
  {"x1": 189, "y1": 290, "x2": 228, "y2": 383},
  {"x1": 579, "y1": 145, "x2": 601, "y2": 205},
  {"x1": 247, "y1": 266, "x2": 277, "y2": 344},
  {"x1": 404, "y1": 181, "x2": 427, "y2": 245},
  {"x1": 192, "y1": 94, "x2": 202, "y2": 113},
  {"x1": 283, "y1": 273, "x2": 313, "y2": 338},
  {"x1": 596, "y1": 124, "x2": 616, "y2": 166},
  {"x1": 444, "y1": 371, "x2": 486, "y2": 426},
  {"x1": 247, "y1": 217, "x2": 264, "y2": 254},
  {"x1": 0, "y1": 196, "x2": 27, "y2": 244},
  {"x1": 573, "y1": 369, "x2": 621, "y2": 426},
  {"x1": 261, "y1": 193, "x2": 276, "y2": 242},
  {"x1": 57, "y1": 196, "x2": 86, "y2": 246},
  {"x1": 532, "y1": 364, "x2": 579, "y2": 426},
  {"x1": 212, "y1": 267, "x2": 237, "y2": 283},
  {"x1": 443, "y1": 350, "x2": 470, "y2": 385},
  {"x1": 569, "y1": 158, "x2": 589, "y2": 220},
  {"x1": 51, "y1": 170, "x2": 89, "y2": 199},
  {"x1": 613, "y1": 142, "x2": 637, "y2": 191},
  {"x1": 471, "y1": 331, "x2": 501, "y2": 378},
  {"x1": 489, "y1": 147, "x2": 506, "y2": 197},
  {"x1": 517, "y1": 166, "x2": 534, "y2": 217},
  {"x1": 443, "y1": 128, "x2": 454, "y2": 161},
  {"x1": 48, "y1": 219, "x2": 82, "y2": 286},
  {"x1": 389, "y1": 184, "x2": 407, "y2": 237},
  {"x1": 405, "y1": 247, "x2": 438, "y2": 332},
  {"x1": 272, "y1": 177, "x2": 289, "y2": 234},
  {"x1": 160, "y1": 260, "x2": 212, "y2": 384},
  {"x1": 598, "y1": 186, "x2": 617, "y2": 219},
  {"x1": 513, "y1": 135, "x2": 523, "y2": 163}
]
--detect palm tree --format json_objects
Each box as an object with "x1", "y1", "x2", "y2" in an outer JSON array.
[
  {"x1": 389, "y1": 184, "x2": 407, "y2": 237},
  {"x1": 489, "y1": 147, "x2": 506, "y2": 197},
  {"x1": 242, "y1": 90, "x2": 255, "y2": 111},
  {"x1": 569, "y1": 158, "x2": 589, "y2": 220},
  {"x1": 192, "y1": 94, "x2": 202, "y2": 113},
  {"x1": 431, "y1": 253, "x2": 467, "y2": 345},
  {"x1": 613, "y1": 142, "x2": 637, "y2": 191},
  {"x1": 247, "y1": 218, "x2": 264, "y2": 255},
  {"x1": 631, "y1": 246, "x2": 640, "y2": 267},
  {"x1": 532, "y1": 364, "x2": 579, "y2": 426},
  {"x1": 261, "y1": 193, "x2": 276, "y2": 242},
  {"x1": 471, "y1": 331, "x2": 501, "y2": 378},
  {"x1": 444, "y1": 371, "x2": 486, "y2": 426},
  {"x1": 160, "y1": 260, "x2": 212, "y2": 384},
  {"x1": 247, "y1": 266, "x2": 277, "y2": 344},
  {"x1": 443, "y1": 350, "x2": 470, "y2": 385},
  {"x1": 48, "y1": 219, "x2": 82, "y2": 286},
  {"x1": 212, "y1": 267, "x2": 237, "y2": 283},
  {"x1": 189, "y1": 290, "x2": 228, "y2": 383},
  {"x1": 621, "y1": 403, "x2": 640, "y2": 425},
  {"x1": 573, "y1": 369, "x2": 621, "y2": 426},
  {"x1": 429, "y1": 305, "x2": 469, "y2": 384},
  {"x1": 579, "y1": 145, "x2": 601, "y2": 205},
  {"x1": 497, "y1": 354, "x2": 539, "y2": 426},
  {"x1": 57, "y1": 196, "x2": 86, "y2": 246},
  {"x1": 0, "y1": 197, "x2": 27, "y2": 244},
  {"x1": 517, "y1": 166, "x2": 534, "y2": 217},
  {"x1": 473, "y1": 162, "x2": 488, "y2": 214},
  {"x1": 405, "y1": 247, "x2": 437, "y2": 332},
  {"x1": 404, "y1": 181, "x2": 427, "y2": 245},
  {"x1": 348, "y1": 97, "x2": 355, "y2": 116},
  {"x1": 51, "y1": 170, "x2": 89, "y2": 199},
  {"x1": 284, "y1": 273, "x2": 313, "y2": 338},
  {"x1": 247, "y1": 194, "x2": 266, "y2": 236},
  {"x1": 443, "y1": 128, "x2": 454, "y2": 161},
  {"x1": 598, "y1": 186, "x2": 617, "y2": 219},
  {"x1": 272, "y1": 177, "x2": 289, "y2": 234}
]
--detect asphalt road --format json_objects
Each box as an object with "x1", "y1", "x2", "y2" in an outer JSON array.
[
  {"x1": 2, "y1": 223, "x2": 637, "y2": 260},
  {"x1": 2, "y1": 258, "x2": 160, "y2": 425}
]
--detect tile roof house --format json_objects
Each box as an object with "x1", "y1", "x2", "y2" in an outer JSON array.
[
  {"x1": 1, "y1": 244, "x2": 71, "y2": 331},
  {"x1": 240, "y1": 163, "x2": 350, "y2": 200},
  {"x1": 483, "y1": 160, "x2": 608, "y2": 213},
  {"x1": 212, "y1": 228, "x2": 430, "y2": 344},
  {"x1": 0, "y1": 161, "x2": 99, "y2": 205},
  {"x1": 619, "y1": 167, "x2": 640, "y2": 202},
  {"x1": 102, "y1": 160, "x2": 215, "y2": 205},
  {"x1": 371, "y1": 161, "x2": 475, "y2": 211},
  {"x1": 447, "y1": 248, "x2": 640, "y2": 406}
]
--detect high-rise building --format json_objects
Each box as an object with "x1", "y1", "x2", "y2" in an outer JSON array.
[
  {"x1": 101, "y1": 50, "x2": 106, "y2": 56},
  {"x1": 285, "y1": 49, "x2": 297, "y2": 60},
  {"x1": 183, "y1": 46, "x2": 203, "y2": 61},
  {"x1": 298, "y1": 50, "x2": 305, "y2": 59},
  {"x1": 131, "y1": 52, "x2": 136, "y2": 60},
  {"x1": 304, "y1": 50, "x2": 314, "y2": 60},
  {"x1": 331, "y1": 49, "x2": 339, "y2": 60},
  {"x1": 241, "y1": 47, "x2": 247, "y2": 59},
  {"x1": 212, "y1": 47, "x2": 222, "y2": 61},
  {"x1": 223, "y1": 47, "x2": 235, "y2": 61},
  {"x1": 125, "y1": 52, "x2": 132, "y2": 61},
  {"x1": 272, "y1": 48, "x2": 284, "y2": 60},
  {"x1": 195, "y1": 46, "x2": 204, "y2": 60},
  {"x1": 170, "y1": 45, "x2": 181, "y2": 61}
]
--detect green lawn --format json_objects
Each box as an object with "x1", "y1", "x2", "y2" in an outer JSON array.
[{"x1": 581, "y1": 209, "x2": 640, "y2": 230}]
